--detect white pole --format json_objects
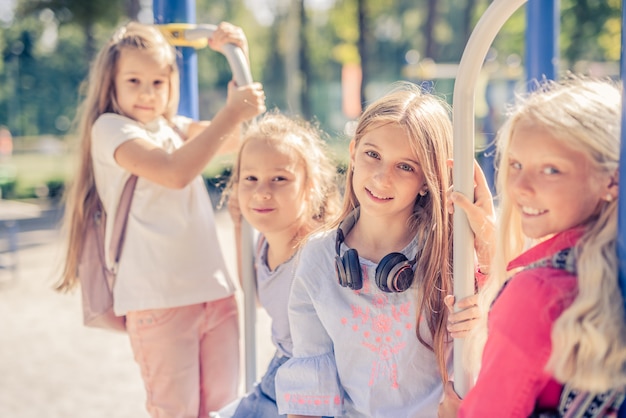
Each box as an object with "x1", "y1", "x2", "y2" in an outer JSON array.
[
  {"x1": 452, "y1": 0, "x2": 527, "y2": 397},
  {"x1": 186, "y1": 25, "x2": 258, "y2": 390}
]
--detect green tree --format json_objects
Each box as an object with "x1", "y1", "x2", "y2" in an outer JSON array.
[
  {"x1": 561, "y1": 0, "x2": 621, "y2": 63},
  {"x1": 1, "y1": 18, "x2": 93, "y2": 136},
  {"x1": 1, "y1": 0, "x2": 135, "y2": 136},
  {"x1": 298, "y1": 0, "x2": 312, "y2": 118},
  {"x1": 16, "y1": 0, "x2": 125, "y2": 60},
  {"x1": 1, "y1": 0, "x2": 622, "y2": 139}
]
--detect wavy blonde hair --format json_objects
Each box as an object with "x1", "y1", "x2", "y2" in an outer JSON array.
[
  {"x1": 327, "y1": 82, "x2": 453, "y2": 383},
  {"x1": 467, "y1": 76, "x2": 626, "y2": 391},
  {"x1": 56, "y1": 22, "x2": 179, "y2": 291},
  {"x1": 223, "y1": 111, "x2": 342, "y2": 237}
]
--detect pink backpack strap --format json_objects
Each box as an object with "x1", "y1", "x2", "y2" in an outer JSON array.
[
  {"x1": 170, "y1": 122, "x2": 187, "y2": 141},
  {"x1": 108, "y1": 175, "x2": 138, "y2": 268}
]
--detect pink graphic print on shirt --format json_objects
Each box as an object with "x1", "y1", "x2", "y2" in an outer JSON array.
[
  {"x1": 340, "y1": 268, "x2": 413, "y2": 389},
  {"x1": 283, "y1": 393, "x2": 342, "y2": 408}
]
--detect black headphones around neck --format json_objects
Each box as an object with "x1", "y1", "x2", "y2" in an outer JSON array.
[{"x1": 334, "y1": 207, "x2": 416, "y2": 293}]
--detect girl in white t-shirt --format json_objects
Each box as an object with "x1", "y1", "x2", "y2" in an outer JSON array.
[
  {"x1": 57, "y1": 21, "x2": 265, "y2": 417},
  {"x1": 212, "y1": 111, "x2": 341, "y2": 418}
]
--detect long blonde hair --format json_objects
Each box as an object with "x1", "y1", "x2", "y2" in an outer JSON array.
[
  {"x1": 468, "y1": 76, "x2": 626, "y2": 391},
  {"x1": 330, "y1": 82, "x2": 454, "y2": 382},
  {"x1": 56, "y1": 22, "x2": 179, "y2": 292},
  {"x1": 224, "y1": 111, "x2": 342, "y2": 237}
]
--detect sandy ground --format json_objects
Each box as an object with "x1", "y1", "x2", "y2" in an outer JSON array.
[{"x1": 0, "y1": 202, "x2": 273, "y2": 418}]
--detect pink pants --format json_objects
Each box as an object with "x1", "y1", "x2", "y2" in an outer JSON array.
[{"x1": 126, "y1": 296, "x2": 240, "y2": 418}]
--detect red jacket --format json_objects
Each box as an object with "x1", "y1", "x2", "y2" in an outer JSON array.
[{"x1": 460, "y1": 228, "x2": 582, "y2": 417}]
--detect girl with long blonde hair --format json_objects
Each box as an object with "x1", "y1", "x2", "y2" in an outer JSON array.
[
  {"x1": 441, "y1": 76, "x2": 626, "y2": 417},
  {"x1": 274, "y1": 83, "x2": 489, "y2": 418}
]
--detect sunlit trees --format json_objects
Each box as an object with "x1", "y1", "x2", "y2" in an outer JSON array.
[{"x1": 0, "y1": 0, "x2": 622, "y2": 136}]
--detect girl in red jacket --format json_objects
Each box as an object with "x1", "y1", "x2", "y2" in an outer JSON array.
[{"x1": 440, "y1": 76, "x2": 626, "y2": 417}]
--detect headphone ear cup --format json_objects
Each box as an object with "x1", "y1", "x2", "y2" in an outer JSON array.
[
  {"x1": 343, "y1": 249, "x2": 363, "y2": 290},
  {"x1": 335, "y1": 255, "x2": 348, "y2": 287},
  {"x1": 376, "y1": 252, "x2": 413, "y2": 293}
]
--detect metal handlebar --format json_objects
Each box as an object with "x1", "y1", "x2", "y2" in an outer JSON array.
[
  {"x1": 159, "y1": 22, "x2": 258, "y2": 390},
  {"x1": 452, "y1": 0, "x2": 528, "y2": 397}
]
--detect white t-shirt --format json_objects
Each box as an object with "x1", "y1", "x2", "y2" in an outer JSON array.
[{"x1": 91, "y1": 113, "x2": 235, "y2": 315}]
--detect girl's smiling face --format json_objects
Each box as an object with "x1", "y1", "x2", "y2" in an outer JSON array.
[
  {"x1": 237, "y1": 137, "x2": 309, "y2": 236},
  {"x1": 114, "y1": 48, "x2": 171, "y2": 124},
  {"x1": 506, "y1": 122, "x2": 614, "y2": 239},
  {"x1": 350, "y1": 122, "x2": 426, "y2": 222}
]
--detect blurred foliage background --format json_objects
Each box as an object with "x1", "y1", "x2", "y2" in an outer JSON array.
[{"x1": 0, "y1": 0, "x2": 621, "y2": 199}]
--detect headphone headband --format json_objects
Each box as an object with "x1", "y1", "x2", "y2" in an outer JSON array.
[
  {"x1": 335, "y1": 206, "x2": 360, "y2": 256},
  {"x1": 334, "y1": 206, "x2": 416, "y2": 293}
]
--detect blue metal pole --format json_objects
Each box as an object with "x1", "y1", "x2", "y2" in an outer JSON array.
[
  {"x1": 618, "y1": 0, "x2": 626, "y2": 349},
  {"x1": 610, "y1": 5, "x2": 626, "y2": 411},
  {"x1": 153, "y1": 0, "x2": 199, "y2": 119},
  {"x1": 525, "y1": 0, "x2": 559, "y2": 86},
  {"x1": 602, "y1": 5, "x2": 625, "y2": 416}
]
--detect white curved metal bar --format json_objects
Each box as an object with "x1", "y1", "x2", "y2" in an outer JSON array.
[
  {"x1": 452, "y1": 0, "x2": 527, "y2": 397},
  {"x1": 186, "y1": 23, "x2": 258, "y2": 390},
  {"x1": 185, "y1": 24, "x2": 254, "y2": 86},
  {"x1": 239, "y1": 201, "x2": 258, "y2": 391}
]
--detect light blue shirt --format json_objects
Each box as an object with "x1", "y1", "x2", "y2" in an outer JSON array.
[
  {"x1": 255, "y1": 235, "x2": 298, "y2": 358},
  {"x1": 275, "y1": 229, "x2": 447, "y2": 417}
]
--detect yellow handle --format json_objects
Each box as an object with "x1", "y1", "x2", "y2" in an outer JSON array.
[{"x1": 157, "y1": 23, "x2": 209, "y2": 49}]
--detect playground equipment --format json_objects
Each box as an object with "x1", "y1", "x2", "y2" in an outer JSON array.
[
  {"x1": 452, "y1": 0, "x2": 528, "y2": 397},
  {"x1": 452, "y1": 0, "x2": 560, "y2": 396},
  {"x1": 153, "y1": 0, "x2": 626, "y2": 405},
  {"x1": 453, "y1": 0, "x2": 626, "y2": 400},
  {"x1": 620, "y1": 2, "x2": 626, "y2": 342},
  {"x1": 159, "y1": 23, "x2": 253, "y2": 86},
  {"x1": 153, "y1": 0, "x2": 259, "y2": 391}
]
